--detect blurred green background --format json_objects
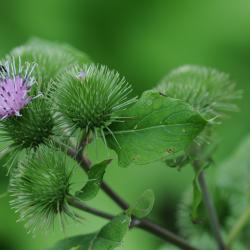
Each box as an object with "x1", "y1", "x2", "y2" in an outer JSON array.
[{"x1": 0, "y1": 0, "x2": 250, "y2": 249}]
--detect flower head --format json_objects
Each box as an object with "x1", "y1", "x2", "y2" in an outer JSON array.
[
  {"x1": 0, "y1": 58, "x2": 54, "y2": 168},
  {"x1": 0, "y1": 58, "x2": 36, "y2": 120},
  {"x1": 9, "y1": 146, "x2": 77, "y2": 233},
  {"x1": 53, "y1": 64, "x2": 137, "y2": 133},
  {"x1": 9, "y1": 38, "x2": 90, "y2": 92},
  {"x1": 157, "y1": 65, "x2": 242, "y2": 121}
]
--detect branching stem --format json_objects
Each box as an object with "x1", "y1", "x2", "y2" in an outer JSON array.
[
  {"x1": 67, "y1": 196, "x2": 198, "y2": 250},
  {"x1": 63, "y1": 137, "x2": 198, "y2": 250}
]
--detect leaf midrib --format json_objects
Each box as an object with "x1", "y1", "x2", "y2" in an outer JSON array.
[{"x1": 111, "y1": 123, "x2": 202, "y2": 134}]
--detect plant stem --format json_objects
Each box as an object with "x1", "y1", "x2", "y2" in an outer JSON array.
[
  {"x1": 193, "y1": 160, "x2": 226, "y2": 250},
  {"x1": 64, "y1": 138, "x2": 198, "y2": 250},
  {"x1": 227, "y1": 205, "x2": 250, "y2": 246},
  {"x1": 67, "y1": 147, "x2": 198, "y2": 249},
  {"x1": 67, "y1": 196, "x2": 198, "y2": 250},
  {"x1": 67, "y1": 195, "x2": 114, "y2": 220},
  {"x1": 136, "y1": 219, "x2": 198, "y2": 250}
]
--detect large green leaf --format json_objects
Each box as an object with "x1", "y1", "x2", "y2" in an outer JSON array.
[
  {"x1": 128, "y1": 189, "x2": 155, "y2": 218},
  {"x1": 49, "y1": 214, "x2": 131, "y2": 250},
  {"x1": 107, "y1": 91, "x2": 207, "y2": 167},
  {"x1": 76, "y1": 159, "x2": 112, "y2": 200}
]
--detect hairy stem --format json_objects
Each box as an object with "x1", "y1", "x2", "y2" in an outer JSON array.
[
  {"x1": 193, "y1": 160, "x2": 226, "y2": 250},
  {"x1": 227, "y1": 204, "x2": 250, "y2": 246},
  {"x1": 68, "y1": 196, "x2": 198, "y2": 250}
]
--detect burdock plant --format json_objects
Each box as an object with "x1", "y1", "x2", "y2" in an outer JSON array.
[{"x1": 1, "y1": 39, "x2": 248, "y2": 250}]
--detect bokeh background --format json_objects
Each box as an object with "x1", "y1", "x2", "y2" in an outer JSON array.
[{"x1": 0, "y1": 0, "x2": 250, "y2": 249}]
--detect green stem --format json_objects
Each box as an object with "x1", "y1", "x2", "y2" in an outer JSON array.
[
  {"x1": 193, "y1": 160, "x2": 226, "y2": 250},
  {"x1": 67, "y1": 195, "x2": 114, "y2": 220},
  {"x1": 227, "y1": 205, "x2": 250, "y2": 246}
]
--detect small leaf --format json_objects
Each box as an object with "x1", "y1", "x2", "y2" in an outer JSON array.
[
  {"x1": 49, "y1": 214, "x2": 131, "y2": 250},
  {"x1": 76, "y1": 159, "x2": 112, "y2": 200},
  {"x1": 92, "y1": 214, "x2": 131, "y2": 249},
  {"x1": 128, "y1": 189, "x2": 155, "y2": 218},
  {"x1": 107, "y1": 91, "x2": 207, "y2": 167}
]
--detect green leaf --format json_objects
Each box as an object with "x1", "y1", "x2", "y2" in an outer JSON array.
[
  {"x1": 107, "y1": 91, "x2": 207, "y2": 167},
  {"x1": 93, "y1": 214, "x2": 131, "y2": 249},
  {"x1": 76, "y1": 159, "x2": 112, "y2": 200},
  {"x1": 49, "y1": 214, "x2": 131, "y2": 250},
  {"x1": 128, "y1": 189, "x2": 155, "y2": 218}
]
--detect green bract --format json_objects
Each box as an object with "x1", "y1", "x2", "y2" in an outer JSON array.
[
  {"x1": 0, "y1": 57, "x2": 55, "y2": 169},
  {"x1": 9, "y1": 146, "x2": 76, "y2": 233},
  {"x1": 0, "y1": 99, "x2": 54, "y2": 149},
  {"x1": 8, "y1": 38, "x2": 90, "y2": 92},
  {"x1": 53, "y1": 64, "x2": 136, "y2": 133},
  {"x1": 0, "y1": 38, "x2": 90, "y2": 167},
  {"x1": 157, "y1": 65, "x2": 241, "y2": 121}
]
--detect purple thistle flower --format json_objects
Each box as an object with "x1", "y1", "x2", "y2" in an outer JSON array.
[
  {"x1": 0, "y1": 58, "x2": 37, "y2": 120},
  {"x1": 0, "y1": 76, "x2": 31, "y2": 119}
]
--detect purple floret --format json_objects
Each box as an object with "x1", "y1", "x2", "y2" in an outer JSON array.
[{"x1": 0, "y1": 76, "x2": 31, "y2": 119}]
